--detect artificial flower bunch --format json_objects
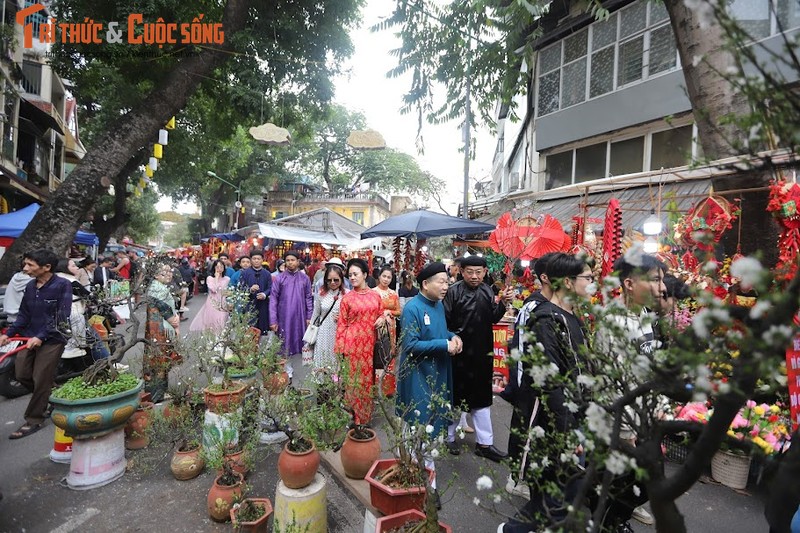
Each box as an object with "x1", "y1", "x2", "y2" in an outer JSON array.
[{"x1": 674, "y1": 400, "x2": 791, "y2": 455}]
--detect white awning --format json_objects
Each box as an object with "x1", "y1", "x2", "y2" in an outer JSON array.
[{"x1": 257, "y1": 222, "x2": 382, "y2": 250}]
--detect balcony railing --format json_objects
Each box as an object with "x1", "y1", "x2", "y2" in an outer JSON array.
[
  {"x1": 262, "y1": 191, "x2": 389, "y2": 211},
  {"x1": 21, "y1": 61, "x2": 41, "y2": 96}
]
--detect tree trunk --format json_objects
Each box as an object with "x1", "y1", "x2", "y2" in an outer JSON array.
[
  {"x1": 0, "y1": 0, "x2": 251, "y2": 282},
  {"x1": 93, "y1": 153, "x2": 145, "y2": 252},
  {"x1": 665, "y1": 0, "x2": 779, "y2": 264}
]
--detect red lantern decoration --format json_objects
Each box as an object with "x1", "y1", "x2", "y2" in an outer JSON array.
[
  {"x1": 674, "y1": 196, "x2": 739, "y2": 251},
  {"x1": 767, "y1": 180, "x2": 800, "y2": 279},
  {"x1": 601, "y1": 199, "x2": 623, "y2": 279}
]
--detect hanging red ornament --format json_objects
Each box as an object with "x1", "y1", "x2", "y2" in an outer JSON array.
[
  {"x1": 600, "y1": 198, "x2": 623, "y2": 279},
  {"x1": 767, "y1": 180, "x2": 800, "y2": 280},
  {"x1": 674, "y1": 195, "x2": 739, "y2": 251}
]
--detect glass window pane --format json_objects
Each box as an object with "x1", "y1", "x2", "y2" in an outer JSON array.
[
  {"x1": 561, "y1": 58, "x2": 587, "y2": 108},
  {"x1": 575, "y1": 142, "x2": 607, "y2": 182},
  {"x1": 590, "y1": 47, "x2": 615, "y2": 97},
  {"x1": 546, "y1": 151, "x2": 573, "y2": 189},
  {"x1": 649, "y1": 1, "x2": 669, "y2": 24},
  {"x1": 538, "y1": 71, "x2": 560, "y2": 116},
  {"x1": 778, "y1": 0, "x2": 800, "y2": 30},
  {"x1": 618, "y1": 36, "x2": 644, "y2": 86},
  {"x1": 620, "y1": 1, "x2": 647, "y2": 39},
  {"x1": 649, "y1": 24, "x2": 677, "y2": 75},
  {"x1": 592, "y1": 14, "x2": 617, "y2": 49},
  {"x1": 610, "y1": 137, "x2": 644, "y2": 176},
  {"x1": 564, "y1": 30, "x2": 588, "y2": 63},
  {"x1": 650, "y1": 125, "x2": 693, "y2": 170},
  {"x1": 729, "y1": 0, "x2": 771, "y2": 39},
  {"x1": 540, "y1": 43, "x2": 561, "y2": 73}
]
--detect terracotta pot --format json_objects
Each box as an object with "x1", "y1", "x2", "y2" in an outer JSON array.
[
  {"x1": 277, "y1": 442, "x2": 320, "y2": 489},
  {"x1": 203, "y1": 382, "x2": 247, "y2": 414},
  {"x1": 375, "y1": 509, "x2": 452, "y2": 533},
  {"x1": 124, "y1": 401, "x2": 153, "y2": 450},
  {"x1": 162, "y1": 402, "x2": 190, "y2": 427},
  {"x1": 230, "y1": 497, "x2": 273, "y2": 533},
  {"x1": 222, "y1": 447, "x2": 249, "y2": 477},
  {"x1": 207, "y1": 472, "x2": 244, "y2": 522},
  {"x1": 262, "y1": 362, "x2": 289, "y2": 395},
  {"x1": 365, "y1": 458, "x2": 434, "y2": 516},
  {"x1": 341, "y1": 428, "x2": 381, "y2": 480},
  {"x1": 170, "y1": 445, "x2": 205, "y2": 480}
]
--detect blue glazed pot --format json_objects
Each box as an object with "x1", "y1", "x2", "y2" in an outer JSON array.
[{"x1": 50, "y1": 379, "x2": 143, "y2": 439}]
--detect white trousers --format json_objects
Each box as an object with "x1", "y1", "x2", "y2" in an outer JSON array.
[{"x1": 448, "y1": 406, "x2": 493, "y2": 446}]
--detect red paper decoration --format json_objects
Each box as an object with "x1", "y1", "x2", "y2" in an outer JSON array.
[
  {"x1": 674, "y1": 196, "x2": 739, "y2": 251},
  {"x1": 601, "y1": 198, "x2": 623, "y2": 279},
  {"x1": 767, "y1": 180, "x2": 800, "y2": 279}
]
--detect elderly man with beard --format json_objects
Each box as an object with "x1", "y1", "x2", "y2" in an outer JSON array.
[{"x1": 443, "y1": 255, "x2": 513, "y2": 461}]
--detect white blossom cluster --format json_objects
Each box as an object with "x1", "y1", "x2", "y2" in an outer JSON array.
[{"x1": 585, "y1": 402, "x2": 612, "y2": 444}]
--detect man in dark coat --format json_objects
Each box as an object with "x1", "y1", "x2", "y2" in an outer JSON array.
[
  {"x1": 239, "y1": 249, "x2": 272, "y2": 335},
  {"x1": 443, "y1": 254, "x2": 512, "y2": 462}
]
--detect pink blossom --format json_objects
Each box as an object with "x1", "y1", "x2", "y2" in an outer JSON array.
[{"x1": 746, "y1": 400, "x2": 756, "y2": 408}]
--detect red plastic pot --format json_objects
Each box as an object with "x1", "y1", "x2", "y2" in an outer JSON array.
[
  {"x1": 365, "y1": 458, "x2": 434, "y2": 516},
  {"x1": 375, "y1": 509, "x2": 452, "y2": 532}
]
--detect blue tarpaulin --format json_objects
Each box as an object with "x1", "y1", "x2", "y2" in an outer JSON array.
[
  {"x1": 201, "y1": 232, "x2": 244, "y2": 242},
  {"x1": 0, "y1": 203, "x2": 99, "y2": 245}
]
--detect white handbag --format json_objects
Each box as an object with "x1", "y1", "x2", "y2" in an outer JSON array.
[{"x1": 302, "y1": 324, "x2": 319, "y2": 345}]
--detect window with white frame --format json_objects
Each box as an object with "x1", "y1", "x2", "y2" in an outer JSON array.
[
  {"x1": 537, "y1": 0, "x2": 679, "y2": 116},
  {"x1": 544, "y1": 125, "x2": 695, "y2": 189}
]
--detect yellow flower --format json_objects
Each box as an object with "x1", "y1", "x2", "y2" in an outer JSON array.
[
  {"x1": 754, "y1": 406, "x2": 766, "y2": 416},
  {"x1": 770, "y1": 405, "x2": 780, "y2": 414},
  {"x1": 727, "y1": 429, "x2": 736, "y2": 437}
]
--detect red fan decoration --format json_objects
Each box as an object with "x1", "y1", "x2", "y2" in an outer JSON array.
[
  {"x1": 523, "y1": 215, "x2": 570, "y2": 259},
  {"x1": 601, "y1": 199, "x2": 623, "y2": 279},
  {"x1": 674, "y1": 196, "x2": 740, "y2": 251},
  {"x1": 767, "y1": 180, "x2": 800, "y2": 279}
]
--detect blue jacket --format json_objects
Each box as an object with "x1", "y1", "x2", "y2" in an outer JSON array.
[
  {"x1": 396, "y1": 293, "x2": 455, "y2": 436},
  {"x1": 7, "y1": 274, "x2": 73, "y2": 344}
]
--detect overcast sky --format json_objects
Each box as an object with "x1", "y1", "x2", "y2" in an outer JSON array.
[{"x1": 157, "y1": 0, "x2": 495, "y2": 216}]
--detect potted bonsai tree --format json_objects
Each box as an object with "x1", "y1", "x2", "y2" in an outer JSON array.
[{"x1": 230, "y1": 494, "x2": 273, "y2": 532}]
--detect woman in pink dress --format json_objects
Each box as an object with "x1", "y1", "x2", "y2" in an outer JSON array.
[{"x1": 190, "y1": 260, "x2": 230, "y2": 333}]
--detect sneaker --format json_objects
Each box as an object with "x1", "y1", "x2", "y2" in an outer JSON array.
[
  {"x1": 505, "y1": 475, "x2": 530, "y2": 499},
  {"x1": 632, "y1": 505, "x2": 654, "y2": 525}
]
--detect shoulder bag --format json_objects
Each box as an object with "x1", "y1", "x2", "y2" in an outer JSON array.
[{"x1": 303, "y1": 294, "x2": 339, "y2": 345}]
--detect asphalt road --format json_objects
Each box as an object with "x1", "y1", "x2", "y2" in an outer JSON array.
[{"x1": 0, "y1": 294, "x2": 772, "y2": 532}]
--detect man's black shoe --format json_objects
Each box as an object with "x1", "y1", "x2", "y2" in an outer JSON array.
[
  {"x1": 447, "y1": 441, "x2": 461, "y2": 455},
  {"x1": 475, "y1": 444, "x2": 507, "y2": 463}
]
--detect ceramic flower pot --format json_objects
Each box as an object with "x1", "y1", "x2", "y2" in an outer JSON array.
[
  {"x1": 277, "y1": 442, "x2": 320, "y2": 489},
  {"x1": 124, "y1": 401, "x2": 153, "y2": 450},
  {"x1": 50, "y1": 379, "x2": 143, "y2": 439},
  {"x1": 365, "y1": 458, "x2": 434, "y2": 516},
  {"x1": 262, "y1": 362, "x2": 289, "y2": 395},
  {"x1": 375, "y1": 509, "x2": 452, "y2": 533},
  {"x1": 170, "y1": 445, "x2": 204, "y2": 480},
  {"x1": 230, "y1": 497, "x2": 273, "y2": 533},
  {"x1": 221, "y1": 447, "x2": 249, "y2": 477},
  {"x1": 203, "y1": 382, "x2": 247, "y2": 414},
  {"x1": 340, "y1": 427, "x2": 381, "y2": 480},
  {"x1": 207, "y1": 472, "x2": 244, "y2": 522}
]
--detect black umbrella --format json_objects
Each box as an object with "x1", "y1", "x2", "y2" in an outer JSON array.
[{"x1": 361, "y1": 209, "x2": 495, "y2": 239}]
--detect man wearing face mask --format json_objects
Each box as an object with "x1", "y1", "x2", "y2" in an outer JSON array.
[{"x1": 443, "y1": 255, "x2": 513, "y2": 462}]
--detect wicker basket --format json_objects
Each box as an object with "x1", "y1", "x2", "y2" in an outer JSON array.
[{"x1": 711, "y1": 449, "x2": 752, "y2": 490}]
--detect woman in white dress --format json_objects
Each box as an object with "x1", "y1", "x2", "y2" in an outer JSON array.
[{"x1": 308, "y1": 263, "x2": 346, "y2": 370}]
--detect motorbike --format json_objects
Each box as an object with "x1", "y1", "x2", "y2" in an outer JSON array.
[{"x1": 0, "y1": 290, "x2": 123, "y2": 399}]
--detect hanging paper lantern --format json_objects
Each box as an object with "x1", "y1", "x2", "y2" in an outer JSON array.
[
  {"x1": 158, "y1": 129, "x2": 169, "y2": 145},
  {"x1": 149, "y1": 157, "x2": 158, "y2": 171},
  {"x1": 145, "y1": 165, "x2": 153, "y2": 177},
  {"x1": 165, "y1": 116, "x2": 176, "y2": 130},
  {"x1": 153, "y1": 143, "x2": 163, "y2": 159}
]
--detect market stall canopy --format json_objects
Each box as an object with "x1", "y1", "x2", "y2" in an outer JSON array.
[
  {"x1": 361, "y1": 209, "x2": 495, "y2": 239},
  {"x1": 243, "y1": 208, "x2": 382, "y2": 250},
  {"x1": 257, "y1": 223, "x2": 382, "y2": 250},
  {"x1": 0, "y1": 203, "x2": 98, "y2": 245}
]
